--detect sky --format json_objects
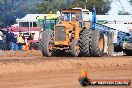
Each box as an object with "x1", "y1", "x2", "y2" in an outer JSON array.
[{"x1": 108, "y1": 0, "x2": 132, "y2": 15}]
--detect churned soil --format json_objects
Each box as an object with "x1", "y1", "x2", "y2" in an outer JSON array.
[{"x1": 0, "y1": 51, "x2": 131, "y2": 88}]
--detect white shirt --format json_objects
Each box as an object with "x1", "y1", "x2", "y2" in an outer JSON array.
[{"x1": 0, "y1": 31, "x2": 3, "y2": 40}]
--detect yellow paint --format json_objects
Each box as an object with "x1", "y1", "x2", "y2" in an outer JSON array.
[
  {"x1": 37, "y1": 14, "x2": 59, "y2": 20},
  {"x1": 54, "y1": 9, "x2": 90, "y2": 48}
]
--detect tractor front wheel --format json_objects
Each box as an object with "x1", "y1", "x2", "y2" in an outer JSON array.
[
  {"x1": 41, "y1": 30, "x2": 54, "y2": 57},
  {"x1": 71, "y1": 38, "x2": 80, "y2": 57}
]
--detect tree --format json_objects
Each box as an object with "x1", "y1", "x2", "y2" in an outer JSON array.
[
  {"x1": 37, "y1": 0, "x2": 67, "y2": 14},
  {"x1": 37, "y1": 0, "x2": 112, "y2": 14},
  {"x1": 129, "y1": 0, "x2": 132, "y2": 5},
  {"x1": 0, "y1": 0, "x2": 112, "y2": 27},
  {"x1": 71, "y1": 0, "x2": 85, "y2": 8},
  {"x1": 71, "y1": 0, "x2": 112, "y2": 15},
  {"x1": 0, "y1": 0, "x2": 42, "y2": 27}
]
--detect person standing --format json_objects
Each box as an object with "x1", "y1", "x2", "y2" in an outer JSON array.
[
  {"x1": 29, "y1": 33, "x2": 35, "y2": 50},
  {"x1": 9, "y1": 29, "x2": 17, "y2": 50},
  {"x1": 14, "y1": 34, "x2": 19, "y2": 50},
  {"x1": 17, "y1": 33, "x2": 25, "y2": 50},
  {"x1": 0, "y1": 31, "x2": 4, "y2": 50},
  {"x1": 5, "y1": 29, "x2": 12, "y2": 50}
]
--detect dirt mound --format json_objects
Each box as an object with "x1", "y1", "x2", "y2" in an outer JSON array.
[
  {"x1": 0, "y1": 56, "x2": 131, "y2": 74},
  {"x1": 0, "y1": 50, "x2": 42, "y2": 57}
]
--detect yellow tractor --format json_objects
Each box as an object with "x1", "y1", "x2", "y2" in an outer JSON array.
[{"x1": 41, "y1": 7, "x2": 105, "y2": 57}]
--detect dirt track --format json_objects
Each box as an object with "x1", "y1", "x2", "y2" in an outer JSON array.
[{"x1": 0, "y1": 51, "x2": 132, "y2": 88}]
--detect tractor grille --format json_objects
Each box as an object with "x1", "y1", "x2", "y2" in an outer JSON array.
[{"x1": 55, "y1": 26, "x2": 66, "y2": 41}]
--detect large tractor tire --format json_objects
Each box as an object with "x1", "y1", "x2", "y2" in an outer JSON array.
[
  {"x1": 79, "y1": 29, "x2": 92, "y2": 56},
  {"x1": 41, "y1": 30, "x2": 54, "y2": 57},
  {"x1": 71, "y1": 38, "x2": 80, "y2": 57},
  {"x1": 123, "y1": 50, "x2": 132, "y2": 56},
  {"x1": 107, "y1": 32, "x2": 114, "y2": 56},
  {"x1": 90, "y1": 30, "x2": 105, "y2": 57}
]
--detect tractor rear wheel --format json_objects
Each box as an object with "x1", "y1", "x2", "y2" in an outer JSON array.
[
  {"x1": 41, "y1": 30, "x2": 54, "y2": 57},
  {"x1": 71, "y1": 38, "x2": 80, "y2": 57},
  {"x1": 79, "y1": 29, "x2": 92, "y2": 56},
  {"x1": 90, "y1": 30, "x2": 105, "y2": 57}
]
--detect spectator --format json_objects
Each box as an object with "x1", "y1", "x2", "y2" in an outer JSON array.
[
  {"x1": 0, "y1": 30, "x2": 7, "y2": 50},
  {"x1": 29, "y1": 33, "x2": 35, "y2": 50},
  {"x1": 5, "y1": 29, "x2": 12, "y2": 50},
  {"x1": 0, "y1": 31, "x2": 4, "y2": 50},
  {"x1": 17, "y1": 33, "x2": 25, "y2": 50},
  {"x1": 14, "y1": 34, "x2": 19, "y2": 50},
  {"x1": 9, "y1": 29, "x2": 17, "y2": 50}
]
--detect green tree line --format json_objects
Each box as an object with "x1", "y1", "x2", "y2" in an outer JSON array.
[
  {"x1": 37, "y1": 0, "x2": 112, "y2": 15},
  {"x1": 0, "y1": 0, "x2": 113, "y2": 27},
  {"x1": 0, "y1": 0, "x2": 42, "y2": 27}
]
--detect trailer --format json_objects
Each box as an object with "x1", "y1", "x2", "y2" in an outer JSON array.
[
  {"x1": 89, "y1": 7, "x2": 132, "y2": 56},
  {"x1": 96, "y1": 19, "x2": 132, "y2": 55}
]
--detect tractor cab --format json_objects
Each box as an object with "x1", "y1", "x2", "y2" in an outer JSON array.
[{"x1": 61, "y1": 8, "x2": 90, "y2": 27}]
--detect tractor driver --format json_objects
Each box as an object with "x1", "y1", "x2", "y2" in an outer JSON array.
[{"x1": 62, "y1": 13, "x2": 70, "y2": 21}]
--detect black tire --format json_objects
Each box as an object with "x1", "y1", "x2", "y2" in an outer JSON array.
[
  {"x1": 90, "y1": 30, "x2": 105, "y2": 57},
  {"x1": 41, "y1": 30, "x2": 54, "y2": 57},
  {"x1": 79, "y1": 29, "x2": 92, "y2": 56},
  {"x1": 107, "y1": 32, "x2": 114, "y2": 56},
  {"x1": 71, "y1": 38, "x2": 80, "y2": 57},
  {"x1": 124, "y1": 50, "x2": 132, "y2": 56},
  {"x1": 79, "y1": 77, "x2": 91, "y2": 86}
]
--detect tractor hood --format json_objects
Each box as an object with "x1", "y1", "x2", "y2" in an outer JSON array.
[{"x1": 55, "y1": 22, "x2": 74, "y2": 30}]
